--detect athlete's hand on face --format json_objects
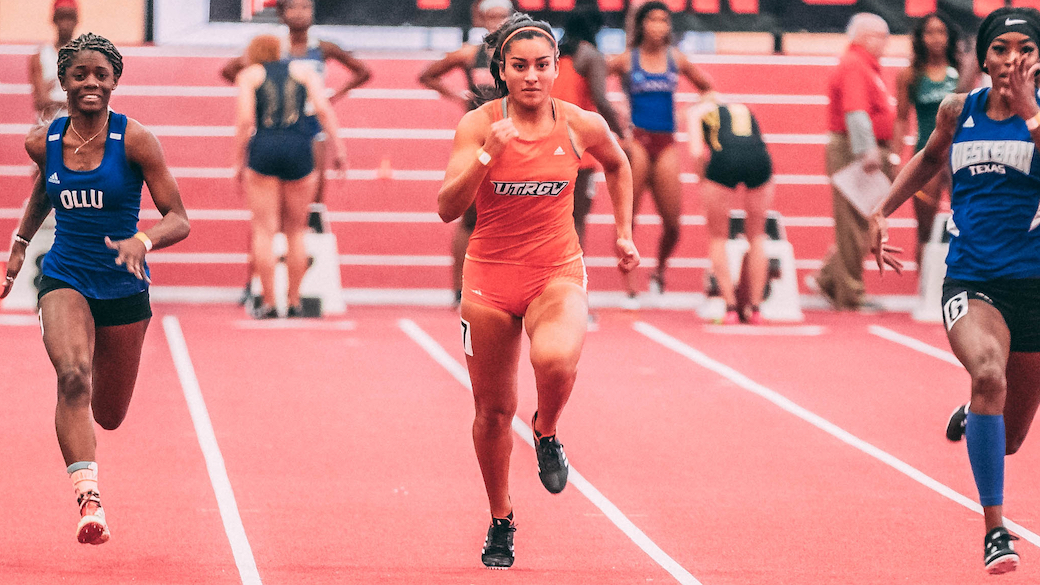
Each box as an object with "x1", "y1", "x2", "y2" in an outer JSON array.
[
  {"x1": 615, "y1": 237, "x2": 640, "y2": 273},
  {"x1": 483, "y1": 118, "x2": 520, "y2": 158},
  {"x1": 868, "y1": 212, "x2": 903, "y2": 276},
  {"x1": 105, "y1": 236, "x2": 151, "y2": 284},
  {"x1": 1000, "y1": 54, "x2": 1040, "y2": 119}
]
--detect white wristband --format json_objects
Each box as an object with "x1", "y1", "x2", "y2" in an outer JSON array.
[
  {"x1": 477, "y1": 149, "x2": 492, "y2": 166},
  {"x1": 134, "y1": 231, "x2": 153, "y2": 252},
  {"x1": 1027, "y1": 113, "x2": 1040, "y2": 131}
]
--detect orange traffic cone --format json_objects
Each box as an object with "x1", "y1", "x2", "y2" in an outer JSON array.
[{"x1": 377, "y1": 157, "x2": 393, "y2": 180}]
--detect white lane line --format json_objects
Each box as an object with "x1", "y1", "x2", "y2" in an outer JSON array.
[
  {"x1": 633, "y1": 321, "x2": 1040, "y2": 549},
  {"x1": 162, "y1": 316, "x2": 263, "y2": 585},
  {"x1": 0, "y1": 207, "x2": 918, "y2": 230},
  {"x1": 232, "y1": 319, "x2": 356, "y2": 330},
  {"x1": 0, "y1": 314, "x2": 41, "y2": 326},
  {"x1": 868, "y1": 325, "x2": 962, "y2": 367},
  {"x1": 702, "y1": 324, "x2": 826, "y2": 336},
  {"x1": 397, "y1": 318, "x2": 702, "y2": 585}
]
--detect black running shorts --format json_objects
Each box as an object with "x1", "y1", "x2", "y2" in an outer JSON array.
[
  {"x1": 38, "y1": 275, "x2": 151, "y2": 327},
  {"x1": 942, "y1": 277, "x2": 1040, "y2": 352}
]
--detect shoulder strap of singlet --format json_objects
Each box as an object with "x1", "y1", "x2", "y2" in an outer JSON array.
[
  {"x1": 47, "y1": 115, "x2": 66, "y2": 140},
  {"x1": 666, "y1": 47, "x2": 677, "y2": 72},
  {"x1": 957, "y1": 88, "x2": 985, "y2": 127},
  {"x1": 108, "y1": 112, "x2": 128, "y2": 140},
  {"x1": 45, "y1": 116, "x2": 67, "y2": 170},
  {"x1": 556, "y1": 99, "x2": 582, "y2": 160},
  {"x1": 631, "y1": 48, "x2": 640, "y2": 72}
]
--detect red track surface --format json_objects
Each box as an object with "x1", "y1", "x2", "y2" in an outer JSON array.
[
  {"x1": 5, "y1": 305, "x2": 1040, "y2": 584},
  {"x1": 0, "y1": 49, "x2": 925, "y2": 295}
]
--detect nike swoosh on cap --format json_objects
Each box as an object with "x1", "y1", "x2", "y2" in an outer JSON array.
[{"x1": 1006, "y1": 18, "x2": 1027, "y2": 25}]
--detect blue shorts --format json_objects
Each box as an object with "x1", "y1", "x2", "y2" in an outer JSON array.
[{"x1": 248, "y1": 131, "x2": 314, "y2": 181}]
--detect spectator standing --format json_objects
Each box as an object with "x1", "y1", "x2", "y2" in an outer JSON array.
[{"x1": 811, "y1": 13, "x2": 897, "y2": 310}]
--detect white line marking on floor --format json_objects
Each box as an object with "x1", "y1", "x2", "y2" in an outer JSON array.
[
  {"x1": 702, "y1": 324, "x2": 826, "y2": 336},
  {"x1": 232, "y1": 319, "x2": 356, "y2": 330},
  {"x1": 162, "y1": 316, "x2": 263, "y2": 585},
  {"x1": 868, "y1": 325, "x2": 962, "y2": 367},
  {"x1": 0, "y1": 314, "x2": 41, "y2": 326},
  {"x1": 397, "y1": 318, "x2": 702, "y2": 585},
  {"x1": 633, "y1": 321, "x2": 1040, "y2": 550}
]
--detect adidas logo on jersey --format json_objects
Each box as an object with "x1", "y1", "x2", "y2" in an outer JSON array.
[
  {"x1": 48, "y1": 173, "x2": 60, "y2": 184},
  {"x1": 963, "y1": 116, "x2": 975, "y2": 128},
  {"x1": 553, "y1": 146, "x2": 566, "y2": 156},
  {"x1": 492, "y1": 180, "x2": 569, "y2": 197}
]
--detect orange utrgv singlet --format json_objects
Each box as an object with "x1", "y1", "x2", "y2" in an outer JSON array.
[{"x1": 466, "y1": 97, "x2": 583, "y2": 267}]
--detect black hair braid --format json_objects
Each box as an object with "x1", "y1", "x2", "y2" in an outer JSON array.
[
  {"x1": 484, "y1": 12, "x2": 556, "y2": 101},
  {"x1": 57, "y1": 32, "x2": 123, "y2": 81}
]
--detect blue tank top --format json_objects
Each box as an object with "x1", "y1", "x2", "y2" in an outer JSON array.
[
  {"x1": 42, "y1": 112, "x2": 148, "y2": 299},
  {"x1": 626, "y1": 49, "x2": 678, "y2": 133},
  {"x1": 947, "y1": 88, "x2": 1040, "y2": 279},
  {"x1": 284, "y1": 39, "x2": 325, "y2": 81}
]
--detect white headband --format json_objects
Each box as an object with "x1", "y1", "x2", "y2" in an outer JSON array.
[{"x1": 479, "y1": 0, "x2": 513, "y2": 14}]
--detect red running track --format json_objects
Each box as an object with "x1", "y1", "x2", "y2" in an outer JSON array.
[
  {"x1": 0, "y1": 48, "x2": 926, "y2": 296},
  {"x1": 5, "y1": 304, "x2": 1040, "y2": 584}
]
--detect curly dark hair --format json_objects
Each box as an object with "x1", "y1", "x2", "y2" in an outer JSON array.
[
  {"x1": 631, "y1": 1, "x2": 672, "y2": 49},
  {"x1": 483, "y1": 12, "x2": 557, "y2": 100},
  {"x1": 908, "y1": 13, "x2": 961, "y2": 100},
  {"x1": 57, "y1": 32, "x2": 123, "y2": 81}
]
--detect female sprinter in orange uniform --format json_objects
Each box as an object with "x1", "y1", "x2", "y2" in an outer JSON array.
[{"x1": 437, "y1": 13, "x2": 639, "y2": 569}]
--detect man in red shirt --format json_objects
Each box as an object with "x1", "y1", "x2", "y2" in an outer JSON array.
[{"x1": 812, "y1": 13, "x2": 897, "y2": 309}]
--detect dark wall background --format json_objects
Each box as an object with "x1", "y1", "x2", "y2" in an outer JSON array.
[{"x1": 209, "y1": 0, "x2": 984, "y2": 36}]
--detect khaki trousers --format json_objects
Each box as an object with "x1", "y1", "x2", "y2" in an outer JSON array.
[{"x1": 815, "y1": 132, "x2": 895, "y2": 309}]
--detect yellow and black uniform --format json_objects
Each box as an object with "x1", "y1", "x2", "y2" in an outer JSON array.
[
  {"x1": 701, "y1": 103, "x2": 772, "y2": 189},
  {"x1": 247, "y1": 60, "x2": 314, "y2": 181}
]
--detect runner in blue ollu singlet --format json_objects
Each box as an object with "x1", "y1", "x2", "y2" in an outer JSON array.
[
  {"x1": 870, "y1": 7, "x2": 1040, "y2": 574},
  {"x1": 2, "y1": 33, "x2": 189, "y2": 546}
]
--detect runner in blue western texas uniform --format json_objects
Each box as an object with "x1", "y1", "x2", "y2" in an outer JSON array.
[{"x1": 869, "y1": 7, "x2": 1040, "y2": 575}]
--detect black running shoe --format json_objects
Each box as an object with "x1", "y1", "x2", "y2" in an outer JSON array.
[
  {"x1": 532, "y1": 412, "x2": 569, "y2": 494},
  {"x1": 481, "y1": 516, "x2": 515, "y2": 569},
  {"x1": 984, "y1": 526, "x2": 1020, "y2": 575},
  {"x1": 252, "y1": 304, "x2": 278, "y2": 319},
  {"x1": 946, "y1": 404, "x2": 968, "y2": 442}
]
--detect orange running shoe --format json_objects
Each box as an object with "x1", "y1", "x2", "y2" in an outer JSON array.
[{"x1": 76, "y1": 490, "x2": 110, "y2": 545}]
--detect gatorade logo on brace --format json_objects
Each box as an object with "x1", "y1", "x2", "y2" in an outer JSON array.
[
  {"x1": 943, "y1": 291, "x2": 969, "y2": 332},
  {"x1": 491, "y1": 181, "x2": 569, "y2": 197}
]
